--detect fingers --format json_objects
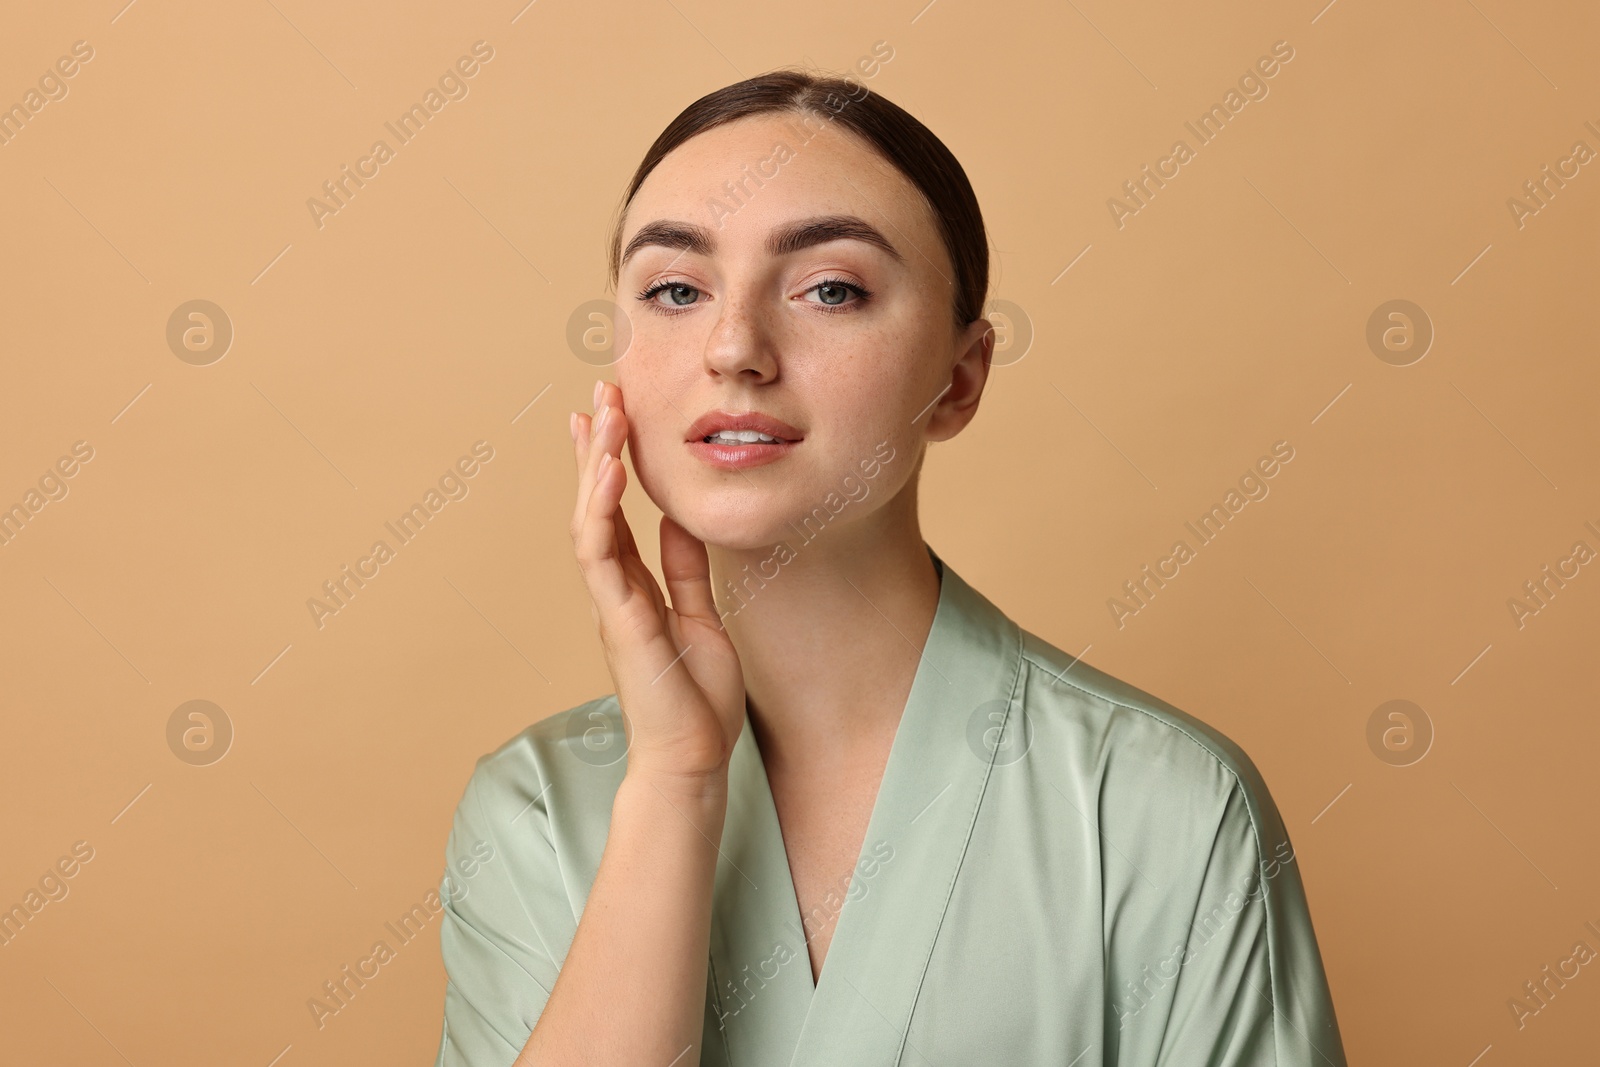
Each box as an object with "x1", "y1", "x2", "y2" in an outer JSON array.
[
  {"x1": 660, "y1": 512, "x2": 720, "y2": 627},
  {"x1": 613, "y1": 501, "x2": 668, "y2": 622},
  {"x1": 571, "y1": 380, "x2": 673, "y2": 632},
  {"x1": 575, "y1": 382, "x2": 713, "y2": 633},
  {"x1": 570, "y1": 382, "x2": 631, "y2": 612},
  {"x1": 570, "y1": 381, "x2": 622, "y2": 529},
  {"x1": 572, "y1": 408, "x2": 607, "y2": 518},
  {"x1": 575, "y1": 447, "x2": 630, "y2": 613},
  {"x1": 593, "y1": 385, "x2": 669, "y2": 623}
]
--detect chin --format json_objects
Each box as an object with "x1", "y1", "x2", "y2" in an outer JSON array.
[{"x1": 668, "y1": 495, "x2": 800, "y2": 553}]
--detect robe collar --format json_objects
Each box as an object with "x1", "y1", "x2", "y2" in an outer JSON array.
[{"x1": 707, "y1": 544, "x2": 1025, "y2": 1067}]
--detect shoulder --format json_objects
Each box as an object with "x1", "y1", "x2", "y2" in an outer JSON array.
[
  {"x1": 1013, "y1": 624, "x2": 1289, "y2": 858},
  {"x1": 448, "y1": 694, "x2": 628, "y2": 838},
  {"x1": 1013, "y1": 632, "x2": 1350, "y2": 1064}
]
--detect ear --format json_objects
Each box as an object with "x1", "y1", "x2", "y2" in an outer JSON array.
[{"x1": 925, "y1": 317, "x2": 994, "y2": 444}]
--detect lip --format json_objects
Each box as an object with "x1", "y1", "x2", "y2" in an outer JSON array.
[
  {"x1": 685, "y1": 410, "x2": 804, "y2": 443},
  {"x1": 685, "y1": 409, "x2": 804, "y2": 472}
]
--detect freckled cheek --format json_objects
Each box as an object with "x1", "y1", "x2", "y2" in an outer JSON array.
[
  {"x1": 817, "y1": 391, "x2": 900, "y2": 460},
  {"x1": 849, "y1": 325, "x2": 938, "y2": 398},
  {"x1": 617, "y1": 359, "x2": 676, "y2": 430},
  {"x1": 624, "y1": 326, "x2": 706, "y2": 364},
  {"x1": 624, "y1": 420, "x2": 675, "y2": 506},
  {"x1": 624, "y1": 410, "x2": 674, "y2": 468}
]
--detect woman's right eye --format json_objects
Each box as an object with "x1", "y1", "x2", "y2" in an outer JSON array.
[{"x1": 638, "y1": 282, "x2": 703, "y2": 313}]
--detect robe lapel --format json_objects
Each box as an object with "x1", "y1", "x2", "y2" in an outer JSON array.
[
  {"x1": 706, "y1": 546, "x2": 1025, "y2": 1067},
  {"x1": 706, "y1": 702, "x2": 817, "y2": 1063}
]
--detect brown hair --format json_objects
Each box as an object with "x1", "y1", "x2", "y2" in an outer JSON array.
[{"x1": 607, "y1": 68, "x2": 989, "y2": 332}]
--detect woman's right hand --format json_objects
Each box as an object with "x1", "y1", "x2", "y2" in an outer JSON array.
[{"x1": 569, "y1": 379, "x2": 748, "y2": 786}]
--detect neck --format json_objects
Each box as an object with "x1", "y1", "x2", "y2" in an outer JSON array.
[{"x1": 706, "y1": 488, "x2": 942, "y2": 771}]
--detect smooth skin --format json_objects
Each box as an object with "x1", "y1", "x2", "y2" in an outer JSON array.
[{"x1": 518, "y1": 109, "x2": 993, "y2": 1065}]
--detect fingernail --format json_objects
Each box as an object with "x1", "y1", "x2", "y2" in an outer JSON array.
[
  {"x1": 568, "y1": 412, "x2": 578, "y2": 442},
  {"x1": 596, "y1": 405, "x2": 610, "y2": 432},
  {"x1": 593, "y1": 379, "x2": 604, "y2": 409},
  {"x1": 599, "y1": 452, "x2": 613, "y2": 471}
]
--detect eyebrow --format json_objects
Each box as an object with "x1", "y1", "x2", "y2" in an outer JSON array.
[{"x1": 619, "y1": 214, "x2": 905, "y2": 270}]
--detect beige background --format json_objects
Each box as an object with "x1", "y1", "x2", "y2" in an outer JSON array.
[{"x1": 2, "y1": 0, "x2": 1597, "y2": 1063}]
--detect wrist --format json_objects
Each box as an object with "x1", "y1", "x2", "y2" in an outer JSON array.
[{"x1": 622, "y1": 758, "x2": 730, "y2": 805}]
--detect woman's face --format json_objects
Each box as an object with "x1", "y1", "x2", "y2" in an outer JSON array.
[{"x1": 613, "y1": 110, "x2": 991, "y2": 551}]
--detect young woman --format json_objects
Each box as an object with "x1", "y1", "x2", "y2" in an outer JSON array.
[{"x1": 433, "y1": 69, "x2": 1347, "y2": 1067}]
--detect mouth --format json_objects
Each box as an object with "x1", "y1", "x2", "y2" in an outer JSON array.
[
  {"x1": 684, "y1": 410, "x2": 803, "y2": 445},
  {"x1": 698, "y1": 429, "x2": 790, "y2": 445},
  {"x1": 685, "y1": 410, "x2": 803, "y2": 471}
]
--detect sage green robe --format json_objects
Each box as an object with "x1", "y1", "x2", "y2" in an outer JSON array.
[{"x1": 434, "y1": 547, "x2": 1347, "y2": 1066}]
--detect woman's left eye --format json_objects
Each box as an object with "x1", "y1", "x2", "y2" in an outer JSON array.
[{"x1": 801, "y1": 279, "x2": 871, "y2": 311}]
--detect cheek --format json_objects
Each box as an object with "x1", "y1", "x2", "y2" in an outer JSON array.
[
  {"x1": 621, "y1": 396, "x2": 671, "y2": 466},
  {"x1": 616, "y1": 354, "x2": 677, "y2": 425},
  {"x1": 809, "y1": 376, "x2": 919, "y2": 475},
  {"x1": 828, "y1": 324, "x2": 942, "y2": 418},
  {"x1": 620, "y1": 385, "x2": 698, "y2": 500},
  {"x1": 623, "y1": 418, "x2": 677, "y2": 514}
]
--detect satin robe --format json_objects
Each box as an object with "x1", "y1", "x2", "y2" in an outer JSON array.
[{"x1": 433, "y1": 547, "x2": 1348, "y2": 1066}]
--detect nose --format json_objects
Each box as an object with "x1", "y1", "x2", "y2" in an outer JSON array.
[{"x1": 701, "y1": 289, "x2": 779, "y2": 382}]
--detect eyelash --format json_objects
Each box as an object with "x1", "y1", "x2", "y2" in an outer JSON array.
[{"x1": 634, "y1": 277, "x2": 872, "y2": 316}]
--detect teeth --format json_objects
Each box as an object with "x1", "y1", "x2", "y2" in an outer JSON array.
[{"x1": 706, "y1": 430, "x2": 783, "y2": 444}]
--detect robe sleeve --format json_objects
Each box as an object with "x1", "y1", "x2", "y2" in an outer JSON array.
[
  {"x1": 1115, "y1": 775, "x2": 1347, "y2": 1067},
  {"x1": 433, "y1": 757, "x2": 570, "y2": 1067}
]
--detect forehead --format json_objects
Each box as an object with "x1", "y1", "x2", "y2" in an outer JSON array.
[{"x1": 620, "y1": 111, "x2": 939, "y2": 262}]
